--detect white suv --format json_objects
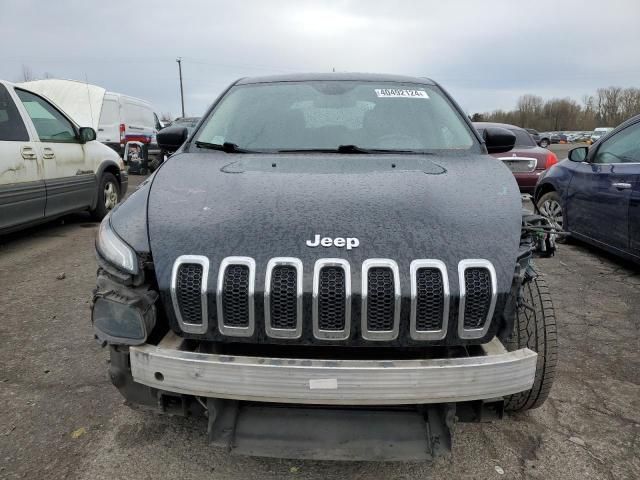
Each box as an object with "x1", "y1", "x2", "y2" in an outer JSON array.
[{"x1": 0, "y1": 80, "x2": 127, "y2": 233}]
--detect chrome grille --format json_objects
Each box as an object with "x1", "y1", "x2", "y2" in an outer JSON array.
[
  {"x1": 169, "y1": 256, "x2": 496, "y2": 342},
  {"x1": 415, "y1": 268, "x2": 444, "y2": 330},
  {"x1": 458, "y1": 260, "x2": 497, "y2": 339},
  {"x1": 318, "y1": 267, "x2": 346, "y2": 330},
  {"x1": 222, "y1": 265, "x2": 250, "y2": 327},
  {"x1": 361, "y1": 259, "x2": 400, "y2": 341},
  {"x1": 264, "y1": 258, "x2": 302, "y2": 338},
  {"x1": 217, "y1": 257, "x2": 255, "y2": 337},
  {"x1": 176, "y1": 264, "x2": 203, "y2": 324},
  {"x1": 463, "y1": 268, "x2": 492, "y2": 329},
  {"x1": 367, "y1": 268, "x2": 395, "y2": 331},
  {"x1": 269, "y1": 266, "x2": 297, "y2": 328},
  {"x1": 410, "y1": 260, "x2": 450, "y2": 340},
  {"x1": 313, "y1": 259, "x2": 351, "y2": 340},
  {"x1": 170, "y1": 255, "x2": 209, "y2": 334}
]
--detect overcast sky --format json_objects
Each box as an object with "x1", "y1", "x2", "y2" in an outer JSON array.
[{"x1": 2, "y1": 0, "x2": 639, "y2": 118}]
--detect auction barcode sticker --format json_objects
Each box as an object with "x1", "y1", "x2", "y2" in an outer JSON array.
[
  {"x1": 309, "y1": 378, "x2": 338, "y2": 390},
  {"x1": 375, "y1": 88, "x2": 429, "y2": 99}
]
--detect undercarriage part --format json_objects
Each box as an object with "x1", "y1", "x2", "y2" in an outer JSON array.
[
  {"x1": 521, "y1": 212, "x2": 560, "y2": 258},
  {"x1": 109, "y1": 344, "x2": 508, "y2": 460},
  {"x1": 206, "y1": 401, "x2": 454, "y2": 461}
]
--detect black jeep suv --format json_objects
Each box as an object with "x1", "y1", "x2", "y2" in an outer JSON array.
[{"x1": 92, "y1": 73, "x2": 558, "y2": 461}]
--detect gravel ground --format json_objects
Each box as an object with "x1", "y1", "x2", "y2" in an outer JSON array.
[{"x1": 0, "y1": 173, "x2": 638, "y2": 480}]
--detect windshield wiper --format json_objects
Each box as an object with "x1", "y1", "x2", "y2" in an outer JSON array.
[
  {"x1": 278, "y1": 145, "x2": 422, "y2": 154},
  {"x1": 195, "y1": 141, "x2": 253, "y2": 153}
]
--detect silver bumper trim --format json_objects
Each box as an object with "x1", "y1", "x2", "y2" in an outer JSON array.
[{"x1": 130, "y1": 333, "x2": 537, "y2": 405}]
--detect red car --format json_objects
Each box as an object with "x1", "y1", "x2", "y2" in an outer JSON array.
[{"x1": 474, "y1": 122, "x2": 558, "y2": 194}]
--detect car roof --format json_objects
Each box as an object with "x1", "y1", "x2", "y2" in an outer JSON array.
[
  {"x1": 235, "y1": 72, "x2": 436, "y2": 86},
  {"x1": 472, "y1": 122, "x2": 526, "y2": 132}
]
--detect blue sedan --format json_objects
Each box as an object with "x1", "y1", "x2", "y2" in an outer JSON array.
[{"x1": 535, "y1": 114, "x2": 640, "y2": 263}]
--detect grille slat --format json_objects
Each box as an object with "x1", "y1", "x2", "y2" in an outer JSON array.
[
  {"x1": 222, "y1": 265, "x2": 250, "y2": 327},
  {"x1": 462, "y1": 267, "x2": 492, "y2": 329},
  {"x1": 270, "y1": 266, "x2": 298, "y2": 330},
  {"x1": 265, "y1": 258, "x2": 302, "y2": 338},
  {"x1": 171, "y1": 255, "x2": 209, "y2": 334},
  {"x1": 176, "y1": 264, "x2": 204, "y2": 325},
  {"x1": 318, "y1": 266, "x2": 346, "y2": 331},
  {"x1": 415, "y1": 268, "x2": 444, "y2": 331},
  {"x1": 366, "y1": 267, "x2": 395, "y2": 332}
]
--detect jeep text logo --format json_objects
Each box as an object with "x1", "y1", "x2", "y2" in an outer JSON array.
[{"x1": 306, "y1": 235, "x2": 359, "y2": 250}]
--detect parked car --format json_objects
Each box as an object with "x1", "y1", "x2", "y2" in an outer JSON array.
[
  {"x1": 589, "y1": 127, "x2": 614, "y2": 144},
  {"x1": 18, "y1": 79, "x2": 163, "y2": 161},
  {"x1": 535, "y1": 114, "x2": 640, "y2": 263},
  {"x1": 550, "y1": 132, "x2": 568, "y2": 144},
  {"x1": 157, "y1": 117, "x2": 201, "y2": 160},
  {"x1": 93, "y1": 73, "x2": 558, "y2": 461},
  {"x1": 525, "y1": 128, "x2": 550, "y2": 148},
  {"x1": 474, "y1": 122, "x2": 558, "y2": 194},
  {"x1": 0, "y1": 80, "x2": 127, "y2": 233},
  {"x1": 165, "y1": 116, "x2": 201, "y2": 135},
  {"x1": 573, "y1": 132, "x2": 591, "y2": 143}
]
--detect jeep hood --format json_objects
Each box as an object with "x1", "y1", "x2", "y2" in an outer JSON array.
[{"x1": 146, "y1": 152, "x2": 521, "y2": 297}]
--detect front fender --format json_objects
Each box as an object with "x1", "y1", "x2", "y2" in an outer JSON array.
[{"x1": 109, "y1": 177, "x2": 152, "y2": 254}]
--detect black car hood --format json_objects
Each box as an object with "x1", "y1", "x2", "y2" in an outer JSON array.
[{"x1": 147, "y1": 152, "x2": 521, "y2": 302}]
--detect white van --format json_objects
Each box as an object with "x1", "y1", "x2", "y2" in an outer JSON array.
[
  {"x1": 18, "y1": 79, "x2": 162, "y2": 159},
  {"x1": 590, "y1": 127, "x2": 613, "y2": 144},
  {"x1": 0, "y1": 80, "x2": 127, "y2": 233}
]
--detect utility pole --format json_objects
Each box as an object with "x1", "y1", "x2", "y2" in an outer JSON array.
[{"x1": 176, "y1": 57, "x2": 185, "y2": 118}]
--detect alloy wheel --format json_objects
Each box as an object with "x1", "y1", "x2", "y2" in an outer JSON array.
[
  {"x1": 540, "y1": 199, "x2": 563, "y2": 230},
  {"x1": 104, "y1": 182, "x2": 119, "y2": 210}
]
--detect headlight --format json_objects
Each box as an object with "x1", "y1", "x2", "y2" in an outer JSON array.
[
  {"x1": 92, "y1": 295, "x2": 156, "y2": 345},
  {"x1": 96, "y1": 215, "x2": 139, "y2": 274}
]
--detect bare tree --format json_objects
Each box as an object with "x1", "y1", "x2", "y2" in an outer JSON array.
[
  {"x1": 517, "y1": 94, "x2": 544, "y2": 127},
  {"x1": 482, "y1": 85, "x2": 639, "y2": 131},
  {"x1": 619, "y1": 87, "x2": 640, "y2": 120},
  {"x1": 596, "y1": 87, "x2": 623, "y2": 126}
]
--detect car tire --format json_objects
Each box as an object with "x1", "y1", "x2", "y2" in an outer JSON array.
[
  {"x1": 537, "y1": 191, "x2": 567, "y2": 243},
  {"x1": 539, "y1": 139, "x2": 549, "y2": 148},
  {"x1": 504, "y1": 275, "x2": 557, "y2": 412},
  {"x1": 91, "y1": 172, "x2": 121, "y2": 221}
]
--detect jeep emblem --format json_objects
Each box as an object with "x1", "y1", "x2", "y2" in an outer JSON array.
[{"x1": 306, "y1": 234, "x2": 359, "y2": 250}]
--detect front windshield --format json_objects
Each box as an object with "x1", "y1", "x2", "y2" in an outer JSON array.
[{"x1": 195, "y1": 81, "x2": 476, "y2": 152}]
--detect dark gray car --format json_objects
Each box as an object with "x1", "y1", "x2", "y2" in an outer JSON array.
[{"x1": 92, "y1": 73, "x2": 558, "y2": 461}]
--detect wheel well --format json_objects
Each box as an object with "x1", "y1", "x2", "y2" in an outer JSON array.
[
  {"x1": 92, "y1": 163, "x2": 123, "y2": 211},
  {"x1": 102, "y1": 164, "x2": 122, "y2": 187},
  {"x1": 534, "y1": 183, "x2": 555, "y2": 204}
]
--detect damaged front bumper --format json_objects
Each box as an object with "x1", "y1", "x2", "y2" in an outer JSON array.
[
  {"x1": 129, "y1": 331, "x2": 536, "y2": 405},
  {"x1": 109, "y1": 331, "x2": 537, "y2": 460}
]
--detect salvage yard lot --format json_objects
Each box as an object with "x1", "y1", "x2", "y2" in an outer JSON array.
[{"x1": 1, "y1": 171, "x2": 638, "y2": 480}]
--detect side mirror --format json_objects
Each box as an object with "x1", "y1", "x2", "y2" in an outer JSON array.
[
  {"x1": 78, "y1": 127, "x2": 97, "y2": 143},
  {"x1": 157, "y1": 126, "x2": 188, "y2": 152},
  {"x1": 568, "y1": 146, "x2": 588, "y2": 162},
  {"x1": 482, "y1": 127, "x2": 516, "y2": 154}
]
